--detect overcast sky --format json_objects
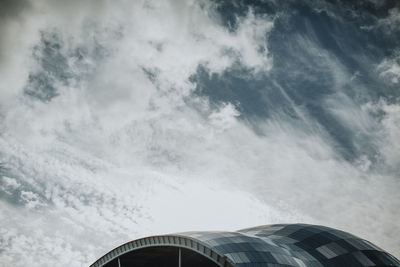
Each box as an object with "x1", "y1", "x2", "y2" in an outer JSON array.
[{"x1": 0, "y1": 0, "x2": 399, "y2": 265}]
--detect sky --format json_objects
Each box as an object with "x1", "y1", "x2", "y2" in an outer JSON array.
[{"x1": 0, "y1": 0, "x2": 399, "y2": 265}]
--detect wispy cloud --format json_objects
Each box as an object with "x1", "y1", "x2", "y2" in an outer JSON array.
[{"x1": 0, "y1": 0, "x2": 399, "y2": 265}]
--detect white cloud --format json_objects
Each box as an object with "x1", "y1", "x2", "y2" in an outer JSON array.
[
  {"x1": 0, "y1": 0, "x2": 400, "y2": 265},
  {"x1": 20, "y1": 191, "x2": 44, "y2": 209},
  {"x1": 363, "y1": 99, "x2": 400, "y2": 172},
  {"x1": 377, "y1": 7, "x2": 400, "y2": 33},
  {"x1": 1, "y1": 176, "x2": 21, "y2": 191},
  {"x1": 0, "y1": 1, "x2": 281, "y2": 266},
  {"x1": 378, "y1": 56, "x2": 400, "y2": 84},
  {"x1": 209, "y1": 102, "x2": 240, "y2": 131}
]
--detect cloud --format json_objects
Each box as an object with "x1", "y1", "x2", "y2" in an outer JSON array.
[
  {"x1": 377, "y1": 7, "x2": 400, "y2": 33},
  {"x1": 0, "y1": 0, "x2": 36, "y2": 106},
  {"x1": 1, "y1": 176, "x2": 21, "y2": 191},
  {"x1": 0, "y1": 0, "x2": 32, "y2": 61},
  {"x1": 0, "y1": 0, "x2": 281, "y2": 266},
  {"x1": 0, "y1": 0, "x2": 400, "y2": 266},
  {"x1": 378, "y1": 55, "x2": 400, "y2": 84},
  {"x1": 363, "y1": 99, "x2": 400, "y2": 173}
]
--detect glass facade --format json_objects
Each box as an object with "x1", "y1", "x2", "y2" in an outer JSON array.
[
  {"x1": 91, "y1": 224, "x2": 400, "y2": 267},
  {"x1": 182, "y1": 224, "x2": 400, "y2": 266}
]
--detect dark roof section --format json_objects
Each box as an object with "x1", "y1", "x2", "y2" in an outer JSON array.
[
  {"x1": 90, "y1": 233, "x2": 234, "y2": 267},
  {"x1": 91, "y1": 223, "x2": 400, "y2": 267}
]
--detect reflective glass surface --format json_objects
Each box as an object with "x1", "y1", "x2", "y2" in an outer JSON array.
[{"x1": 181, "y1": 224, "x2": 400, "y2": 266}]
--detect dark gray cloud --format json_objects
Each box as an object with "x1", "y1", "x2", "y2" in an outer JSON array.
[
  {"x1": 0, "y1": 0, "x2": 32, "y2": 61},
  {"x1": 0, "y1": 0, "x2": 31, "y2": 18}
]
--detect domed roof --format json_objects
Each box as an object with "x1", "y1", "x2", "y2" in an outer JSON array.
[{"x1": 91, "y1": 223, "x2": 400, "y2": 267}]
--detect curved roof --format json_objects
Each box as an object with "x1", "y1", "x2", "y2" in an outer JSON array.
[{"x1": 91, "y1": 223, "x2": 400, "y2": 267}]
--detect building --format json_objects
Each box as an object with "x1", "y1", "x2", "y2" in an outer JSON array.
[{"x1": 90, "y1": 223, "x2": 400, "y2": 267}]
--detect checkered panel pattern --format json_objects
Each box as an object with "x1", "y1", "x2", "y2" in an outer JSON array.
[{"x1": 182, "y1": 224, "x2": 400, "y2": 266}]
